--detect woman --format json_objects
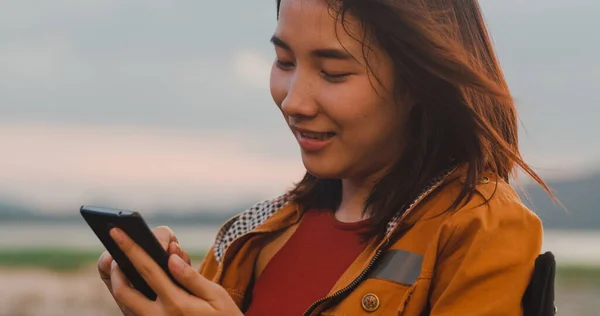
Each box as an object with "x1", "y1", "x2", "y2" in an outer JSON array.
[{"x1": 98, "y1": 0, "x2": 551, "y2": 314}]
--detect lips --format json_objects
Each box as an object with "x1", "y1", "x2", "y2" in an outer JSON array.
[
  {"x1": 299, "y1": 131, "x2": 336, "y2": 141},
  {"x1": 293, "y1": 127, "x2": 336, "y2": 152}
]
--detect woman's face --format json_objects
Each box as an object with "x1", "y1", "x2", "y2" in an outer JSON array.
[{"x1": 270, "y1": 0, "x2": 410, "y2": 181}]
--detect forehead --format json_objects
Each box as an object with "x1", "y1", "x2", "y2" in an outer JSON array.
[{"x1": 275, "y1": 0, "x2": 363, "y2": 52}]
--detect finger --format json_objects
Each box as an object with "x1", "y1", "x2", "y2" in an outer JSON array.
[
  {"x1": 173, "y1": 242, "x2": 191, "y2": 265},
  {"x1": 110, "y1": 227, "x2": 181, "y2": 302},
  {"x1": 169, "y1": 241, "x2": 191, "y2": 265},
  {"x1": 167, "y1": 242, "x2": 179, "y2": 256},
  {"x1": 169, "y1": 254, "x2": 222, "y2": 302},
  {"x1": 98, "y1": 251, "x2": 113, "y2": 282},
  {"x1": 152, "y1": 226, "x2": 178, "y2": 250},
  {"x1": 180, "y1": 248, "x2": 191, "y2": 266},
  {"x1": 110, "y1": 260, "x2": 153, "y2": 315}
]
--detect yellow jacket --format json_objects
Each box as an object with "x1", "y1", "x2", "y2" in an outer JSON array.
[{"x1": 198, "y1": 168, "x2": 543, "y2": 315}]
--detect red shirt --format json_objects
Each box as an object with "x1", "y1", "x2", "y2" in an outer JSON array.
[{"x1": 245, "y1": 209, "x2": 369, "y2": 316}]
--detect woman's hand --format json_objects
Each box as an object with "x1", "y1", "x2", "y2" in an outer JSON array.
[
  {"x1": 106, "y1": 227, "x2": 243, "y2": 316},
  {"x1": 97, "y1": 226, "x2": 192, "y2": 315}
]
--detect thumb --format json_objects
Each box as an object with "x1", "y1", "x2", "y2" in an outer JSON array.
[{"x1": 169, "y1": 254, "x2": 221, "y2": 302}]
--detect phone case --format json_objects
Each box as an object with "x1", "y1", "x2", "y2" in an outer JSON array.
[{"x1": 80, "y1": 206, "x2": 186, "y2": 300}]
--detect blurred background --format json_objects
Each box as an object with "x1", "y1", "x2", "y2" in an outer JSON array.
[{"x1": 0, "y1": 0, "x2": 598, "y2": 315}]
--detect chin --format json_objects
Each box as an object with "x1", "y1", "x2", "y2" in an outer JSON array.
[{"x1": 301, "y1": 154, "x2": 345, "y2": 179}]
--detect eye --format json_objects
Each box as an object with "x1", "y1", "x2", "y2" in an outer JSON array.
[
  {"x1": 275, "y1": 60, "x2": 295, "y2": 70},
  {"x1": 321, "y1": 71, "x2": 351, "y2": 83}
]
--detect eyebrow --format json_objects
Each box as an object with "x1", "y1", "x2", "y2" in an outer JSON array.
[{"x1": 270, "y1": 35, "x2": 353, "y2": 60}]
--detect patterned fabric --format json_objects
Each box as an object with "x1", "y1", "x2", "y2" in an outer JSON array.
[
  {"x1": 214, "y1": 195, "x2": 289, "y2": 262},
  {"x1": 385, "y1": 167, "x2": 457, "y2": 235},
  {"x1": 213, "y1": 167, "x2": 456, "y2": 263}
]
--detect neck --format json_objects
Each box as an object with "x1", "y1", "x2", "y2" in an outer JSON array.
[{"x1": 335, "y1": 177, "x2": 376, "y2": 223}]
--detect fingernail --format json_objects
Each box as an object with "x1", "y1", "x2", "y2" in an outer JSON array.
[
  {"x1": 110, "y1": 228, "x2": 124, "y2": 244},
  {"x1": 172, "y1": 254, "x2": 186, "y2": 273}
]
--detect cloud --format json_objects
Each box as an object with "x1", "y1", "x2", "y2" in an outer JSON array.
[
  {"x1": 0, "y1": 0, "x2": 123, "y2": 30},
  {"x1": 0, "y1": 123, "x2": 304, "y2": 213},
  {"x1": 0, "y1": 122, "x2": 593, "y2": 214},
  {"x1": 0, "y1": 35, "x2": 92, "y2": 89},
  {"x1": 0, "y1": 35, "x2": 279, "y2": 130},
  {"x1": 480, "y1": 0, "x2": 597, "y2": 14},
  {"x1": 0, "y1": 0, "x2": 598, "y2": 215},
  {"x1": 232, "y1": 50, "x2": 273, "y2": 90},
  {"x1": 0, "y1": 0, "x2": 279, "y2": 131}
]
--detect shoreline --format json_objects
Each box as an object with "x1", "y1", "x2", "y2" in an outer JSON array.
[
  {"x1": 0, "y1": 266, "x2": 121, "y2": 316},
  {"x1": 0, "y1": 264, "x2": 598, "y2": 316}
]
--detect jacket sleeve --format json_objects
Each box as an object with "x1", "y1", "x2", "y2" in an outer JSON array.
[{"x1": 429, "y1": 197, "x2": 543, "y2": 316}]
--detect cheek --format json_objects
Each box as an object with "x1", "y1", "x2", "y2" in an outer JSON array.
[
  {"x1": 270, "y1": 65, "x2": 287, "y2": 109},
  {"x1": 319, "y1": 84, "x2": 402, "y2": 144},
  {"x1": 318, "y1": 80, "x2": 388, "y2": 127}
]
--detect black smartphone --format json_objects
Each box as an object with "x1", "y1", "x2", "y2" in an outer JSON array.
[{"x1": 80, "y1": 205, "x2": 187, "y2": 300}]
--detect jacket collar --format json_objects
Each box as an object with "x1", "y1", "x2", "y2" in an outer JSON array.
[{"x1": 213, "y1": 166, "x2": 459, "y2": 263}]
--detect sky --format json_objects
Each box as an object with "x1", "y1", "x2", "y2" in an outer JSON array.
[{"x1": 1, "y1": 0, "x2": 598, "y2": 214}]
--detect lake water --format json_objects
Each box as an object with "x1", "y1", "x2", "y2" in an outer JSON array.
[
  {"x1": 0, "y1": 222, "x2": 219, "y2": 252},
  {"x1": 1, "y1": 223, "x2": 599, "y2": 265}
]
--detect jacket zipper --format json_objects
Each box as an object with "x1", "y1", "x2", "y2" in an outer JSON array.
[
  {"x1": 302, "y1": 247, "x2": 385, "y2": 316},
  {"x1": 301, "y1": 167, "x2": 457, "y2": 316}
]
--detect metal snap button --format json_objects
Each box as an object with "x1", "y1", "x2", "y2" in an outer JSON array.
[{"x1": 361, "y1": 293, "x2": 380, "y2": 312}]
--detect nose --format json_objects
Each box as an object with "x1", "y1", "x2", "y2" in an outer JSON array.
[{"x1": 280, "y1": 71, "x2": 319, "y2": 119}]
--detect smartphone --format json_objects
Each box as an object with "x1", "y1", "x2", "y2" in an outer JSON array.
[{"x1": 80, "y1": 205, "x2": 187, "y2": 300}]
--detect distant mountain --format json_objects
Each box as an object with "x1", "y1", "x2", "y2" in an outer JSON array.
[
  {"x1": 519, "y1": 173, "x2": 600, "y2": 230},
  {"x1": 0, "y1": 203, "x2": 241, "y2": 226},
  {"x1": 0, "y1": 201, "x2": 37, "y2": 220},
  {"x1": 0, "y1": 173, "x2": 598, "y2": 229}
]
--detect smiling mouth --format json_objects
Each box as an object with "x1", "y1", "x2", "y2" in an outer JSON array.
[{"x1": 299, "y1": 131, "x2": 336, "y2": 141}]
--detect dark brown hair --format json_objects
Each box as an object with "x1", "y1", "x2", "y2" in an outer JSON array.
[{"x1": 276, "y1": 0, "x2": 554, "y2": 238}]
